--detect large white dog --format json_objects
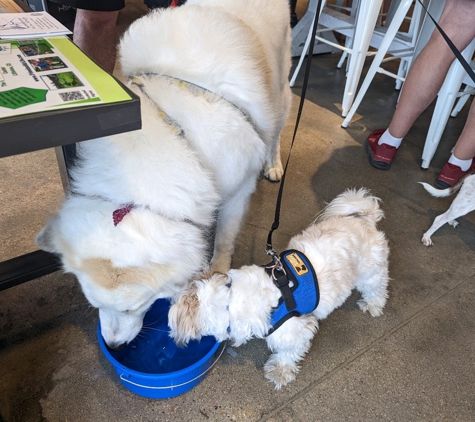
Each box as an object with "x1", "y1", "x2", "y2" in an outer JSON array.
[
  {"x1": 35, "y1": 0, "x2": 292, "y2": 349},
  {"x1": 169, "y1": 189, "x2": 390, "y2": 389}
]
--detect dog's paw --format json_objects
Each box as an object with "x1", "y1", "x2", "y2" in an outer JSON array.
[
  {"x1": 448, "y1": 219, "x2": 459, "y2": 228},
  {"x1": 264, "y1": 358, "x2": 297, "y2": 390},
  {"x1": 263, "y1": 164, "x2": 284, "y2": 182},
  {"x1": 421, "y1": 235, "x2": 433, "y2": 247},
  {"x1": 357, "y1": 300, "x2": 383, "y2": 317}
]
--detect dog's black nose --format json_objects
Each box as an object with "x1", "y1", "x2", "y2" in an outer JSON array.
[{"x1": 105, "y1": 341, "x2": 127, "y2": 352}]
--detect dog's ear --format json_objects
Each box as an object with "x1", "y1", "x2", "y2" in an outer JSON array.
[
  {"x1": 193, "y1": 272, "x2": 232, "y2": 310},
  {"x1": 35, "y1": 218, "x2": 60, "y2": 254},
  {"x1": 168, "y1": 282, "x2": 202, "y2": 347}
]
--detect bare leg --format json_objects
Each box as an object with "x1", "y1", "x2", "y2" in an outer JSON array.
[
  {"x1": 388, "y1": 0, "x2": 475, "y2": 139},
  {"x1": 453, "y1": 100, "x2": 475, "y2": 159},
  {"x1": 72, "y1": 9, "x2": 120, "y2": 73}
]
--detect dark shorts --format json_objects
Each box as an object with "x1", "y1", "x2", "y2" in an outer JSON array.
[
  {"x1": 48, "y1": 0, "x2": 185, "y2": 11},
  {"x1": 48, "y1": 0, "x2": 125, "y2": 11}
]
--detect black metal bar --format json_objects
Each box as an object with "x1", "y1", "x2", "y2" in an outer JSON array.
[
  {"x1": 0, "y1": 250, "x2": 62, "y2": 292},
  {"x1": 0, "y1": 99, "x2": 141, "y2": 159}
]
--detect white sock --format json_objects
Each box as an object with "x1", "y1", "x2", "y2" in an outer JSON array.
[
  {"x1": 448, "y1": 154, "x2": 472, "y2": 171},
  {"x1": 378, "y1": 129, "x2": 403, "y2": 148}
]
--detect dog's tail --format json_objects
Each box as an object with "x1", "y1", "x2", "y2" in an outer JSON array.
[
  {"x1": 316, "y1": 188, "x2": 384, "y2": 225},
  {"x1": 418, "y1": 173, "x2": 470, "y2": 198}
]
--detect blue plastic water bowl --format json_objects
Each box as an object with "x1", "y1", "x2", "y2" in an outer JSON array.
[{"x1": 98, "y1": 298, "x2": 222, "y2": 399}]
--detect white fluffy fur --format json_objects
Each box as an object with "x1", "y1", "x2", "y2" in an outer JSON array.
[
  {"x1": 35, "y1": 0, "x2": 292, "y2": 349},
  {"x1": 120, "y1": 0, "x2": 292, "y2": 179},
  {"x1": 169, "y1": 188, "x2": 390, "y2": 389},
  {"x1": 420, "y1": 173, "x2": 475, "y2": 246}
]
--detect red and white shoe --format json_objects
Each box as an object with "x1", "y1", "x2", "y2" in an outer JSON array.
[
  {"x1": 435, "y1": 159, "x2": 475, "y2": 188},
  {"x1": 364, "y1": 129, "x2": 398, "y2": 170}
]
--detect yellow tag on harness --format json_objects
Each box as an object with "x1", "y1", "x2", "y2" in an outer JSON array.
[{"x1": 285, "y1": 252, "x2": 309, "y2": 276}]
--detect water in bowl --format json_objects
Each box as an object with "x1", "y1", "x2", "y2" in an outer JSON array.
[{"x1": 108, "y1": 299, "x2": 216, "y2": 374}]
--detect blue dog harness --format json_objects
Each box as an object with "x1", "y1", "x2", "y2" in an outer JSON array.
[{"x1": 264, "y1": 249, "x2": 319, "y2": 335}]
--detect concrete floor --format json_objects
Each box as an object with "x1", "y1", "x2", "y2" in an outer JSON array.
[{"x1": 1, "y1": 2, "x2": 475, "y2": 421}]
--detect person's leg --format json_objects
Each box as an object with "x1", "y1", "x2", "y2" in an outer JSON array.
[
  {"x1": 435, "y1": 97, "x2": 475, "y2": 187},
  {"x1": 73, "y1": 9, "x2": 120, "y2": 73},
  {"x1": 388, "y1": 0, "x2": 475, "y2": 139},
  {"x1": 366, "y1": 0, "x2": 475, "y2": 170},
  {"x1": 453, "y1": 100, "x2": 475, "y2": 160},
  {"x1": 47, "y1": 0, "x2": 124, "y2": 72}
]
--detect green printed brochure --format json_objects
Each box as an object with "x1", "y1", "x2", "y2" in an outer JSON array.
[{"x1": 0, "y1": 36, "x2": 132, "y2": 118}]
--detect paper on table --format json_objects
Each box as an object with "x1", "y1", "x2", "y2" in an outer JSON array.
[
  {"x1": 0, "y1": 12, "x2": 71, "y2": 39},
  {"x1": 0, "y1": 36, "x2": 132, "y2": 118}
]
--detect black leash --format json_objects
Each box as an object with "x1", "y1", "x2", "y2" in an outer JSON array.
[
  {"x1": 417, "y1": 0, "x2": 475, "y2": 84},
  {"x1": 266, "y1": 0, "x2": 323, "y2": 261}
]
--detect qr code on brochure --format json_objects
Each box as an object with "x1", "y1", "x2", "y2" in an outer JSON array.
[{"x1": 59, "y1": 91, "x2": 85, "y2": 102}]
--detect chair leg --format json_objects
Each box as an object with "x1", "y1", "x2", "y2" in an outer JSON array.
[
  {"x1": 337, "y1": 0, "x2": 359, "y2": 71},
  {"x1": 421, "y1": 94, "x2": 458, "y2": 169},
  {"x1": 337, "y1": 36, "x2": 352, "y2": 69},
  {"x1": 290, "y1": 13, "x2": 316, "y2": 87},
  {"x1": 451, "y1": 85, "x2": 472, "y2": 118},
  {"x1": 341, "y1": 0, "x2": 384, "y2": 117},
  {"x1": 290, "y1": 0, "x2": 325, "y2": 86},
  {"x1": 395, "y1": 58, "x2": 408, "y2": 90},
  {"x1": 341, "y1": 0, "x2": 414, "y2": 125}
]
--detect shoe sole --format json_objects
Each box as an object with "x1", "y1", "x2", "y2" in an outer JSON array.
[
  {"x1": 365, "y1": 140, "x2": 391, "y2": 170},
  {"x1": 434, "y1": 179, "x2": 451, "y2": 189}
]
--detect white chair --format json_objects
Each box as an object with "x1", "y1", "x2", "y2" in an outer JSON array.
[
  {"x1": 291, "y1": 0, "x2": 338, "y2": 57},
  {"x1": 290, "y1": 0, "x2": 425, "y2": 116},
  {"x1": 342, "y1": 0, "x2": 429, "y2": 128},
  {"x1": 291, "y1": 0, "x2": 382, "y2": 118},
  {"x1": 341, "y1": 0, "x2": 475, "y2": 169},
  {"x1": 336, "y1": 0, "x2": 424, "y2": 90}
]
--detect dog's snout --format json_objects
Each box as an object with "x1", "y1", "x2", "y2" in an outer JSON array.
[{"x1": 105, "y1": 340, "x2": 127, "y2": 352}]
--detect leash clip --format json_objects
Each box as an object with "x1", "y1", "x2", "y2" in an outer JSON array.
[
  {"x1": 264, "y1": 250, "x2": 297, "y2": 312},
  {"x1": 266, "y1": 248, "x2": 284, "y2": 274},
  {"x1": 266, "y1": 246, "x2": 283, "y2": 266}
]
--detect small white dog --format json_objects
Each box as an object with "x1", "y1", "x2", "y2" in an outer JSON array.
[
  {"x1": 420, "y1": 173, "x2": 475, "y2": 246},
  {"x1": 168, "y1": 189, "x2": 390, "y2": 389},
  {"x1": 35, "y1": 0, "x2": 292, "y2": 350}
]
